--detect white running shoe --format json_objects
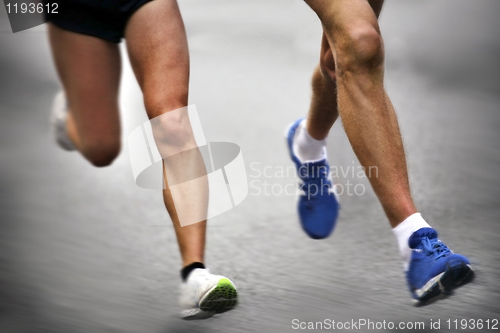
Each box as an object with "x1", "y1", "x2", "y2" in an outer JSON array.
[
  {"x1": 50, "y1": 91, "x2": 75, "y2": 151},
  {"x1": 179, "y1": 268, "x2": 238, "y2": 320}
]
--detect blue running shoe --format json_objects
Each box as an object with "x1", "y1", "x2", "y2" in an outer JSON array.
[
  {"x1": 406, "y1": 228, "x2": 474, "y2": 302},
  {"x1": 285, "y1": 118, "x2": 339, "y2": 239}
]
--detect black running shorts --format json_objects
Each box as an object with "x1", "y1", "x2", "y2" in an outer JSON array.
[{"x1": 46, "y1": 0, "x2": 154, "y2": 43}]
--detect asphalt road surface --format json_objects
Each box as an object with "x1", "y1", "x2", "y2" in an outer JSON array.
[{"x1": 1, "y1": 1, "x2": 499, "y2": 332}]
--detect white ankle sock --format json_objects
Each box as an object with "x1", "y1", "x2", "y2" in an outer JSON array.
[
  {"x1": 293, "y1": 119, "x2": 326, "y2": 162},
  {"x1": 393, "y1": 213, "x2": 431, "y2": 270}
]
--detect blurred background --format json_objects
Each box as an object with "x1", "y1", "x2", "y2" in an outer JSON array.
[{"x1": 1, "y1": 0, "x2": 499, "y2": 332}]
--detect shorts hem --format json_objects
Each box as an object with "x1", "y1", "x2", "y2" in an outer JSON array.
[{"x1": 49, "y1": 20, "x2": 121, "y2": 44}]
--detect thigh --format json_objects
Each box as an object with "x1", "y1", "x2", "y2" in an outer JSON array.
[
  {"x1": 48, "y1": 23, "x2": 121, "y2": 146},
  {"x1": 124, "y1": 0, "x2": 189, "y2": 118}
]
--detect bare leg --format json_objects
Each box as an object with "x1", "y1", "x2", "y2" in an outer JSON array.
[
  {"x1": 305, "y1": 0, "x2": 417, "y2": 227},
  {"x1": 48, "y1": 24, "x2": 121, "y2": 167},
  {"x1": 125, "y1": 0, "x2": 206, "y2": 268},
  {"x1": 306, "y1": 34, "x2": 339, "y2": 140},
  {"x1": 306, "y1": 0, "x2": 383, "y2": 140}
]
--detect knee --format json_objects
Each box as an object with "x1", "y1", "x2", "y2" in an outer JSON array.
[
  {"x1": 149, "y1": 108, "x2": 196, "y2": 158},
  {"x1": 335, "y1": 24, "x2": 384, "y2": 75},
  {"x1": 144, "y1": 89, "x2": 188, "y2": 120},
  {"x1": 81, "y1": 139, "x2": 120, "y2": 167}
]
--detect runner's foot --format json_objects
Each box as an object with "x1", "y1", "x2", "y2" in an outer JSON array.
[
  {"x1": 50, "y1": 91, "x2": 75, "y2": 151},
  {"x1": 180, "y1": 268, "x2": 238, "y2": 320},
  {"x1": 285, "y1": 118, "x2": 339, "y2": 239},
  {"x1": 406, "y1": 228, "x2": 474, "y2": 302}
]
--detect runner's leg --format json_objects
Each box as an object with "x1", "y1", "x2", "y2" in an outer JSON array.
[
  {"x1": 125, "y1": 0, "x2": 206, "y2": 268},
  {"x1": 305, "y1": 34, "x2": 339, "y2": 141},
  {"x1": 306, "y1": 0, "x2": 383, "y2": 140},
  {"x1": 48, "y1": 24, "x2": 121, "y2": 167},
  {"x1": 304, "y1": 0, "x2": 473, "y2": 302},
  {"x1": 305, "y1": 0, "x2": 416, "y2": 227},
  {"x1": 125, "y1": 1, "x2": 238, "y2": 317}
]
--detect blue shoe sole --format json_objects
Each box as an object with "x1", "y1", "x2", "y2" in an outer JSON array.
[{"x1": 415, "y1": 259, "x2": 474, "y2": 303}]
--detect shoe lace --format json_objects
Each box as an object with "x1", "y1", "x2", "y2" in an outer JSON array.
[{"x1": 420, "y1": 237, "x2": 451, "y2": 260}]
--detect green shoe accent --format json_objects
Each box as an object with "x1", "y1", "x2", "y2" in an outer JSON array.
[{"x1": 199, "y1": 278, "x2": 238, "y2": 314}]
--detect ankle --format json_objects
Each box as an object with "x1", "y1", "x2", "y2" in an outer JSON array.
[
  {"x1": 181, "y1": 262, "x2": 205, "y2": 282},
  {"x1": 393, "y1": 213, "x2": 431, "y2": 269},
  {"x1": 293, "y1": 119, "x2": 327, "y2": 162}
]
